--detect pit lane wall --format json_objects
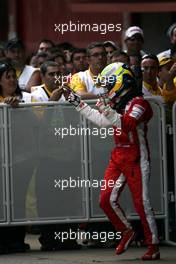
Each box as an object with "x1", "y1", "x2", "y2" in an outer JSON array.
[{"x1": 0, "y1": 98, "x2": 170, "y2": 225}]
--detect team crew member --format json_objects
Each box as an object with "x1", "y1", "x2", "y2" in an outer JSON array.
[
  {"x1": 63, "y1": 62, "x2": 160, "y2": 261},
  {"x1": 71, "y1": 48, "x2": 88, "y2": 73},
  {"x1": 141, "y1": 55, "x2": 163, "y2": 98},
  {"x1": 123, "y1": 26, "x2": 146, "y2": 57},
  {"x1": 157, "y1": 54, "x2": 176, "y2": 103},
  {"x1": 31, "y1": 61, "x2": 64, "y2": 102},
  {"x1": 103, "y1": 40, "x2": 119, "y2": 64},
  {"x1": 70, "y1": 42, "x2": 107, "y2": 99},
  {"x1": 157, "y1": 23, "x2": 176, "y2": 58},
  {"x1": 37, "y1": 39, "x2": 55, "y2": 53},
  {"x1": 4, "y1": 38, "x2": 41, "y2": 92},
  {"x1": 141, "y1": 54, "x2": 176, "y2": 105}
]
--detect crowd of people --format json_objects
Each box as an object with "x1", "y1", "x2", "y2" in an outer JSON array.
[
  {"x1": 0, "y1": 24, "x2": 176, "y2": 105},
  {"x1": 0, "y1": 23, "x2": 176, "y2": 258}
]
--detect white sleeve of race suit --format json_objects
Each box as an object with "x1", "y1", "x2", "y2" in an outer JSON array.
[{"x1": 75, "y1": 101, "x2": 122, "y2": 128}]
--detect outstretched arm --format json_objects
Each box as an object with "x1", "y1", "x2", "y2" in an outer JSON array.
[{"x1": 63, "y1": 86, "x2": 121, "y2": 128}]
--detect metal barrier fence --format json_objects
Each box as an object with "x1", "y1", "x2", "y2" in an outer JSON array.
[
  {"x1": 0, "y1": 106, "x2": 6, "y2": 222},
  {"x1": 173, "y1": 102, "x2": 176, "y2": 216},
  {"x1": 7, "y1": 103, "x2": 87, "y2": 223},
  {"x1": 171, "y1": 102, "x2": 176, "y2": 244},
  {"x1": 0, "y1": 98, "x2": 171, "y2": 242}
]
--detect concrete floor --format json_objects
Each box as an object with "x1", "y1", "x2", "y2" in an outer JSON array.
[{"x1": 0, "y1": 235, "x2": 175, "y2": 264}]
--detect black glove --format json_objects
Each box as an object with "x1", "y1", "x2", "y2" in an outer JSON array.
[
  {"x1": 67, "y1": 91, "x2": 81, "y2": 107},
  {"x1": 62, "y1": 85, "x2": 81, "y2": 107}
]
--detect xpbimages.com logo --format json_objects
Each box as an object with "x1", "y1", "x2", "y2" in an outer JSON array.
[
  {"x1": 54, "y1": 21, "x2": 122, "y2": 35},
  {"x1": 54, "y1": 73, "x2": 117, "y2": 87},
  {"x1": 54, "y1": 125, "x2": 121, "y2": 139},
  {"x1": 54, "y1": 229, "x2": 122, "y2": 243},
  {"x1": 54, "y1": 177, "x2": 122, "y2": 191}
]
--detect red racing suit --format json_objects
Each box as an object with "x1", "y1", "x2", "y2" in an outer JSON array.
[{"x1": 76, "y1": 96, "x2": 158, "y2": 245}]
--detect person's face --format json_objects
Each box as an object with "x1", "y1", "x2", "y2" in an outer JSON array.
[
  {"x1": 0, "y1": 69, "x2": 17, "y2": 96},
  {"x1": 72, "y1": 52, "x2": 88, "y2": 72},
  {"x1": 87, "y1": 47, "x2": 107, "y2": 71},
  {"x1": 111, "y1": 55, "x2": 129, "y2": 65},
  {"x1": 130, "y1": 55, "x2": 141, "y2": 67},
  {"x1": 54, "y1": 56, "x2": 67, "y2": 74},
  {"x1": 171, "y1": 28, "x2": 176, "y2": 44},
  {"x1": 105, "y1": 46, "x2": 115, "y2": 64},
  {"x1": 63, "y1": 49, "x2": 72, "y2": 62},
  {"x1": 38, "y1": 42, "x2": 52, "y2": 53},
  {"x1": 5, "y1": 48, "x2": 24, "y2": 67},
  {"x1": 158, "y1": 61, "x2": 174, "y2": 82},
  {"x1": 125, "y1": 34, "x2": 143, "y2": 54},
  {"x1": 42, "y1": 66, "x2": 61, "y2": 91},
  {"x1": 141, "y1": 58, "x2": 159, "y2": 84},
  {"x1": 37, "y1": 56, "x2": 47, "y2": 67}
]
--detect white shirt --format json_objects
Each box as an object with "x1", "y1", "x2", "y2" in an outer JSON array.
[
  {"x1": 18, "y1": 65, "x2": 39, "y2": 91},
  {"x1": 31, "y1": 84, "x2": 65, "y2": 103}
]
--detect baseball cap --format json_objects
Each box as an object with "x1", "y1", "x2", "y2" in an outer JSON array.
[
  {"x1": 103, "y1": 41, "x2": 119, "y2": 50},
  {"x1": 5, "y1": 38, "x2": 25, "y2": 50},
  {"x1": 157, "y1": 53, "x2": 172, "y2": 67},
  {"x1": 167, "y1": 23, "x2": 176, "y2": 39},
  {"x1": 124, "y1": 26, "x2": 144, "y2": 40}
]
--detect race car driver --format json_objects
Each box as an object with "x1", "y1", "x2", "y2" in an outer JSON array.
[{"x1": 62, "y1": 62, "x2": 160, "y2": 261}]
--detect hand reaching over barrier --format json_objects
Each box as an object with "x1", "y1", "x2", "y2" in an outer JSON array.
[
  {"x1": 49, "y1": 86, "x2": 64, "y2": 101},
  {"x1": 4, "y1": 96, "x2": 21, "y2": 108},
  {"x1": 62, "y1": 85, "x2": 81, "y2": 107}
]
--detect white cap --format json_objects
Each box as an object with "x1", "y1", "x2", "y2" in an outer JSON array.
[
  {"x1": 124, "y1": 26, "x2": 144, "y2": 40},
  {"x1": 167, "y1": 23, "x2": 176, "y2": 39}
]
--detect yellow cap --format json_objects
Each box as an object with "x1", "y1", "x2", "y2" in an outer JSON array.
[{"x1": 158, "y1": 55, "x2": 172, "y2": 67}]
